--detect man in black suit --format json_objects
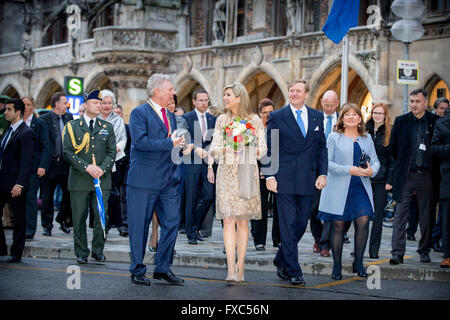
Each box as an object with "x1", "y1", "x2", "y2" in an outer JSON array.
[
  {"x1": 22, "y1": 96, "x2": 51, "y2": 240},
  {"x1": 431, "y1": 108, "x2": 450, "y2": 268},
  {"x1": 388, "y1": 88, "x2": 440, "y2": 265},
  {"x1": 113, "y1": 105, "x2": 131, "y2": 237},
  {"x1": 309, "y1": 90, "x2": 339, "y2": 257},
  {"x1": 39, "y1": 92, "x2": 73, "y2": 236},
  {"x1": 182, "y1": 89, "x2": 216, "y2": 245},
  {"x1": 0, "y1": 99, "x2": 36, "y2": 262}
]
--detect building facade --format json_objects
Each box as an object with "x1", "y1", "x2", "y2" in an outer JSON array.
[{"x1": 0, "y1": 0, "x2": 449, "y2": 120}]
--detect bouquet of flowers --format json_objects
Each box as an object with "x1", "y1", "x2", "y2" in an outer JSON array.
[{"x1": 223, "y1": 117, "x2": 256, "y2": 152}]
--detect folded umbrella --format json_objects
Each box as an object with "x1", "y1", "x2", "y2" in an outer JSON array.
[{"x1": 92, "y1": 155, "x2": 106, "y2": 240}]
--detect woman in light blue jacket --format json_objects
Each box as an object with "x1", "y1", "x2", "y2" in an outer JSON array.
[{"x1": 318, "y1": 103, "x2": 380, "y2": 280}]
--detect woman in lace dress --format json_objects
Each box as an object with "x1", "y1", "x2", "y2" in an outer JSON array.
[{"x1": 208, "y1": 83, "x2": 267, "y2": 283}]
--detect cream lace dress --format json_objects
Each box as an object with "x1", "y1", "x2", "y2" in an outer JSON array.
[{"x1": 210, "y1": 113, "x2": 267, "y2": 220}]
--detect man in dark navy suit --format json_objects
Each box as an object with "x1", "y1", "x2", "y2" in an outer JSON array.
[
  {"x1": 127, "y1": 74, "x2": 185, "y2": 286},
  {"x1": 182, "y1": 89, "x2": 216, "y2": 245},
  {"x1": 22, "y1": 96, "x2": 51, "y2": 240},
  {"x1": 264, "y1": 80, "x2": 328, "y2": 286},
  {"x1": 0, "y1": 99, "x2": 36, "y2": 262},
  {"x1": 39, "y1": 92, "x2": 73, "y2": 235}
]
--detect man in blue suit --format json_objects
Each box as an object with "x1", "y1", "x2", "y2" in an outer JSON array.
[
  {"x1": 182, "y1": 89, "x2": 216, "y2": 245},
  {"x1": 264, "y1": 80, "x2": 328, "y2": 286},
  {"x1": 127, "y1": 73, "x2": 185, "y2": 286}
]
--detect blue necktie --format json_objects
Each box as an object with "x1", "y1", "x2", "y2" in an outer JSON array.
[
  {"x1": 296, "y1": 110, "x2": 306, "y2": 137},
  {"x1": 325, "y1": 115, "x2": 332, "y2": 139}
]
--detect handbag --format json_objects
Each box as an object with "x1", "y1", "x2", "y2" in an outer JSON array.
[{"x1": 359, "y1": 152, "x2": 371, "y2": 169}]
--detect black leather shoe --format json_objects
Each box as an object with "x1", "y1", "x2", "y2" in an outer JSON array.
[
  {"x1": 420, "y1": 253, "x2": 431, "y2": 263},
  {"x1": 407, "y1": 234, "x2": 416, "y2": 241},
  {"x1": 343, "y1": 234, "x2": 350, "y2": 244},
  {"x1": 7, "y1": 256, "x2": 21, "y2": 263},
  {"x1": 59, "y1": 223, "x2": 70, "y2": 234},
  {"x1": 188, "y1": 238, "x2": 198, "y2": 245},
  {"x1": 91, "y1": 253, "x2": 106, "y2": 262},
  {"x1": 196, "y1": 233, "x2": 205, "y2": 241},
  {"x1": 369, "y1": 254, "x2": 379, "y2": 259},
  {"x1": 432, "y1": 243, "x2": 443, "y2": 253},
  {"x1": 77, "y1": 256, "x2": 88, "y2": 264},
  {"x1": 290, "y1": 276, "x2": 306, "y2": 286},
  {"x1": 43, "y1": 229, "x2": 52, "y2": 236},
  {"x1": 389, "y1": 257, "x2": 404, "y2": 265},
  {"x1": 153, "y1": 271, "x2": 184, "y2": 286},
  {"x1": 352, "y1": 263, "x2": 368, "y2": 278},
  {"x1": 131, "y1": 274, "x2": 151, "y2": 286},
  {"x1": 255, "y1": 244, "x2": 265, "y2": 251},
  {"x1": 119, "y1": 229, "x2": 129, "y2": 237},
  {"x1": 273, "y1": 260, "x2": 289, "y2": 280},
  {"x1": 332, "y1": 274, "x2": 342, "y2": 280},
  {"x1": 25, "y1": 234, "x2": 34, "y2": 240}
]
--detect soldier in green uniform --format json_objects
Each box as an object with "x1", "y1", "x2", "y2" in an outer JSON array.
[
  {"x1": 63, "y1": 89, "x2": 116, "y2": 264},
  {"x1": 0, "y1": 95, "x2": 11, "y2": 139}
]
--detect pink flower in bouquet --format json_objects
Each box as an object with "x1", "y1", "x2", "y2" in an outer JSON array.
[{"x1": 236, "y1": 134, "x2": 244, "y2": 143}]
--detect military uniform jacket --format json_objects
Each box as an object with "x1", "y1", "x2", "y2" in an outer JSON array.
[{"x1": 63, "y1": 117, "x2": 116, "y2": 192}]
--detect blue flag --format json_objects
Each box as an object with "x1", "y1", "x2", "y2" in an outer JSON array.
[{"x1": 322, "y1": 0, "x2": 360, "y2": 44}]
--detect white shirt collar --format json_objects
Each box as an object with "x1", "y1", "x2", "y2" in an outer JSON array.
[
  {"x1": 149, "y1": 98, "x2": 163, "y2": 112},
  {"x1": 83, "y1": 113, "x2": 97, "y2": 127},
  {"x1": 290, "y1": 104, "x2": 307, "y2": 116},
  {"x1": 195, "y1": 108, "x2": 207, "y2": 119},
  {"x1": 11, "y1": 119, "x2": 23, "y2": 132},
  {"x1": 323, "y1": 111, "x2": 337, "y2": 119},
  {"x1": 24, "y1": 113, "x2": 33, "y2": 127}
]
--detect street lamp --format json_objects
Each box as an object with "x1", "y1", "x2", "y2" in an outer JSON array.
[{"x1": 390, "y1": 0, "x2": 425, "y2": 114}]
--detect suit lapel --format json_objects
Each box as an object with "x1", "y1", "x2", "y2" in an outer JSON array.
[
  {"x1": 281, "y1": 105, "x2": 304, "y2": 145},
  {"x1": 5, "y1": 122, "x2": 24, "y2": 151},
  {"x1": 147, "y1": 103, "x2": 168, "y2": 134},
  {"x1": 306, "y1": 106, "x2": 316, "y2": 137}
]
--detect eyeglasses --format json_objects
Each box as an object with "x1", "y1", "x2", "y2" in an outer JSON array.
[{"x1": 373, "y1": 112, "x2": 385, "y2": 116}]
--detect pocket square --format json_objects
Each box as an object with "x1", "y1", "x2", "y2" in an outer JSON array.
[{"x1": 314, "y1": 126, "x2": 319, "y2": 131}]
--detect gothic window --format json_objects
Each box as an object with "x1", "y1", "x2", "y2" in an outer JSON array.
[
  {"x1": 272, "y1": 0, "x2": 287, "y2": 36},
  {"x1": 89, "y1": 4, "x2": 115, "y2": 37},
  {"x1": 358, "y1": 0, "x2": 378, "y2": 26},
  {"x1": 304, "y1": 0, "x2": 321, "y2": 33},
  {"x1": 428, "y1": 0, "x2": 450, "y2": 11},
  {"x1": 43, "y1": 15, "x2": 68, "y2": 46},
  {"x1": 236, "y1": 0, "x2": 247, "y2": 37}
]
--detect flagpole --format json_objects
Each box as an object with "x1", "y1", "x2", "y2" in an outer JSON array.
[{"x1": 341, "y1": 34, "x2": 349, "y2": 106}]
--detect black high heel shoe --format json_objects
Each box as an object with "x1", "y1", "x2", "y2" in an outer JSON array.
[
  {"x1": 332, "y1": 273, "x2": 342, "y2": 280},
  {"x1": 352, "y1": 262, "x2": 368, "y2": 278}
]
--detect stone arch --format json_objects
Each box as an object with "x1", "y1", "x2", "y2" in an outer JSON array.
[
  {"x1": 0, "y1": 77, "x2": 25, "y2": 98},
  {"x1": 236, "y1": 61, "x2": 289, "y2": 109},
  {"x1": 424, "y1": 73, "x2": 450, "y2": 108},
  {"x1": 35, "y1": 78, "x2": 64, "y2": 109},
  {"x1": 85, "y1": 72, "x2": 113, "y2": 93},
  {"x1": 1, "y1": 84, "x2": 20, "y2": 99},
  {"x1": 175, "y1": 69, "x2": 213, "y2": 112},
  {"x1": 308, "y1": 54, "x2": 374, "y2": 111}
]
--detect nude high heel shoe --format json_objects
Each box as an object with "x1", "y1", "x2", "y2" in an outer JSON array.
[{"x1": 236, "y1": 267, "x2": 244, "y2": 282}]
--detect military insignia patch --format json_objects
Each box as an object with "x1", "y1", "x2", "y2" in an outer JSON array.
[{"x1": 99, "y1": 129, "x2": 109, "y2": 135}]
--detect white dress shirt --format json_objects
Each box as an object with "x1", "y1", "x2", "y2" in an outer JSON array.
[
  {"x1": 83, "y1": 113, "x2": 97, "y2": 129},
  {"x1": 290, "y1": 104, "x2": 308, "y2": 134},
  {"x1": 149, "y1": 98, "x2": 165, "y2": 122},
  {"x1": 323, "y1": 111, "x2": 337, "y2": 134},
  {"x1": 194, "y1": 108, "x2": 208, "y2": 132},
  {"x1": 24, "y1": 114, "x2": 33, "y2": 127}
]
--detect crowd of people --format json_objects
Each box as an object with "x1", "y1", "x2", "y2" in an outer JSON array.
[{"x1": 0, "y1": 73, "x2": 449, "y2": 287}]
